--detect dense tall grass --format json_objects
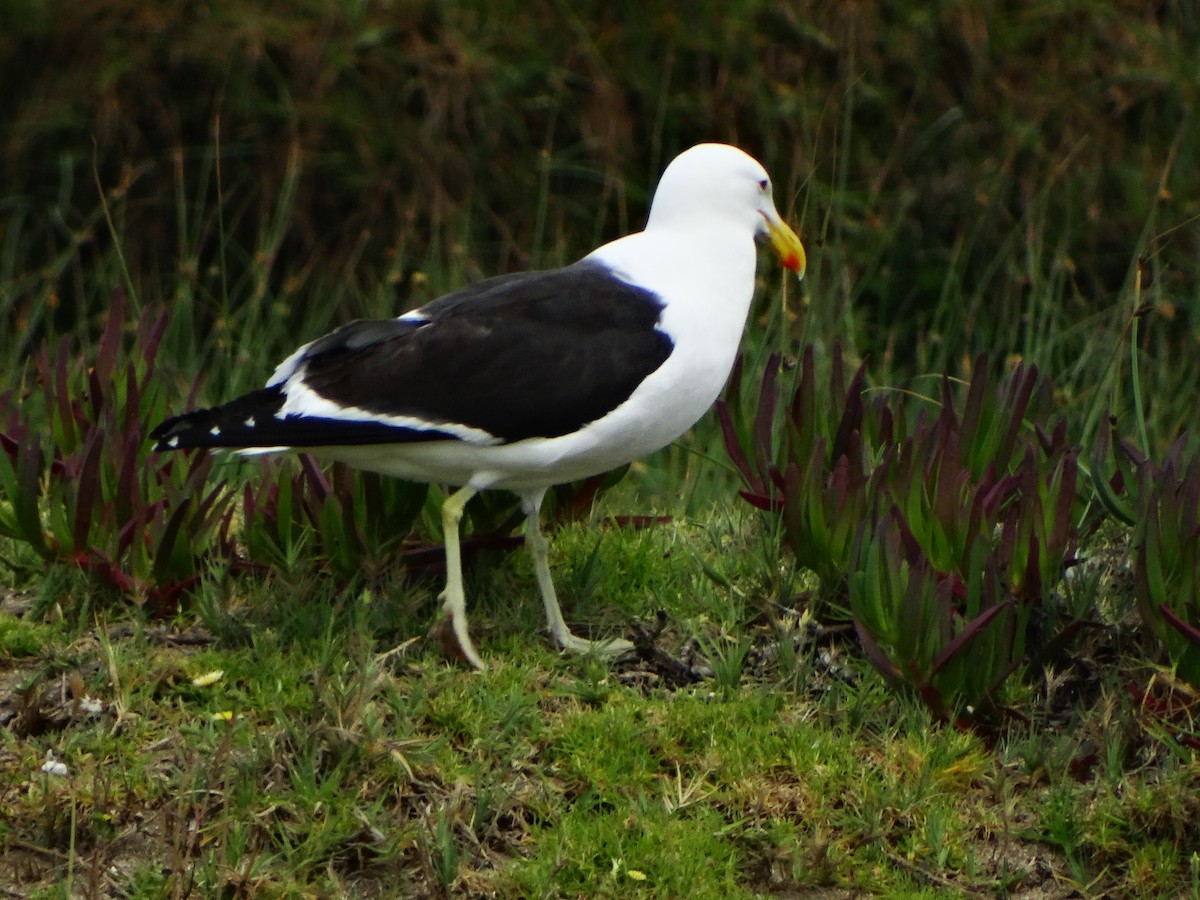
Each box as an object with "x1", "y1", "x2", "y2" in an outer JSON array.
[{"x1": 3, "y1": 2, "x2": 1198, "y2": 453}]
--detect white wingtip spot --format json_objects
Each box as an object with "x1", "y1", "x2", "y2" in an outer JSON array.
[
  {"x1": 245, "y1": 416, "x2": 256, "y2": 428},
  {"x1": 168, "y1": 436, "x2": 180, "y2": 448},
  {"x1": 209, "y1": 426, "x2": 222, "y2": 437}
]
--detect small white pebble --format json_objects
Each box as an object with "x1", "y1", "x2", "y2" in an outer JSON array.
[{"x1": 41, "y1": 751, "x2": 68, "y2": 777}]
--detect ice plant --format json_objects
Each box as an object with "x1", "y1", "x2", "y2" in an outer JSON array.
[
  {"x1": 718, "y1": 344, "x2": 881, "y2": 595},
  {"x1": 0, "y1": 294, "x2": 235, "y2": 611},
  {"x1": 1127, "y1": 437, "x2": 1200, "y2": 688},
  {"x1": 850, "y1": 510, "x2": 1018, "y2": 720},
  {"x1": 720, "y1": 345, "x2": 1085, "y2": 718},
  {"x1": 241, "y1": 455, "x2": 431, "y2": 581}
]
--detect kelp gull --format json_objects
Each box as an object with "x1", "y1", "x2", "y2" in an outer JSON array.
[{"x1": 151, "y1": 143, "x2": 806, "y2": 670}]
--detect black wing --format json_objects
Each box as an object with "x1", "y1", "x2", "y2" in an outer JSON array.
[{"x1": 151, "y1": 260, "x2": 674, "y2": 450}]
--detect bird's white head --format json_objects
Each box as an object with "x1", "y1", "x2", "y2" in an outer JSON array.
[{"x1": 646, "y1": 143, "x2": 806, "y2": 279}]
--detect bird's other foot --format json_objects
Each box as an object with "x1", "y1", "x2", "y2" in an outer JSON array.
[
  {"x1": 433, "y1": 600, "x2": 486, "y2": 671},
  {"x1": 553, "y1": 630, "x2": 635, "y2": 660}
]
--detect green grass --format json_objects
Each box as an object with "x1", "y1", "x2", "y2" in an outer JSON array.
[
  {"x1": 4, "y1": 1, "x2": 1200, "y2": 896},
  {"x1": 3, "y1": 510, "x2": 1199, "y2": 897}
]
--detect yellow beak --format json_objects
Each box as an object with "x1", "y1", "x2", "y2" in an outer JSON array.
[{"x1": 762, "y1": 212, "x2": 806, "y2": 280}]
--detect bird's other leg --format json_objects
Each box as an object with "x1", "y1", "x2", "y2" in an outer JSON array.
[
  {"x1": 520, "y1": 489, "x2": 634, "y2": 659},
  {"x1": 438, "y1": 484, "x2": 485, "y2": 670}
]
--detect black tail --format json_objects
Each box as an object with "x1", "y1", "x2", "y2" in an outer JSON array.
[
  {"x1": 150, "y1": 388, "x2": 289, "y2": 451},
  {"x1": 150, "y1": 386, "x2": 452, "y2": 451}
]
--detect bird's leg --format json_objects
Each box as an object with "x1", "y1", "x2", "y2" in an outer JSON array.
[
  {"x1": 521, "y1": 490, "x2": 634, "y2": 659},
  {"x1": 438, "y1": 484, "x2": 486, "y2": 670}
]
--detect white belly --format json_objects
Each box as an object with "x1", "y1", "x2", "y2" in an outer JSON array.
[{"x1": 317, "y1": 334, "x2": 737, "y2": 491}]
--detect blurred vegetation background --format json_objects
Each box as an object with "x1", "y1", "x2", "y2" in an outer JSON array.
[{"x1": 2, "y1": 0, "x2": 1199, "y2": 440}]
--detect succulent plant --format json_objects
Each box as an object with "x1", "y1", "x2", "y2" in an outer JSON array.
[
  {"x1": 0, "y1": 294, "x2": 236, "y2": 611},
  {"x1": 720, "y1": 345, "x2": 1085, "y2": 719}
]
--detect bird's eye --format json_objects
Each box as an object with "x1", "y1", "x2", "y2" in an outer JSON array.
[{"x1": 758, "y1": 178, "x2": 769, "y2": 191}]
